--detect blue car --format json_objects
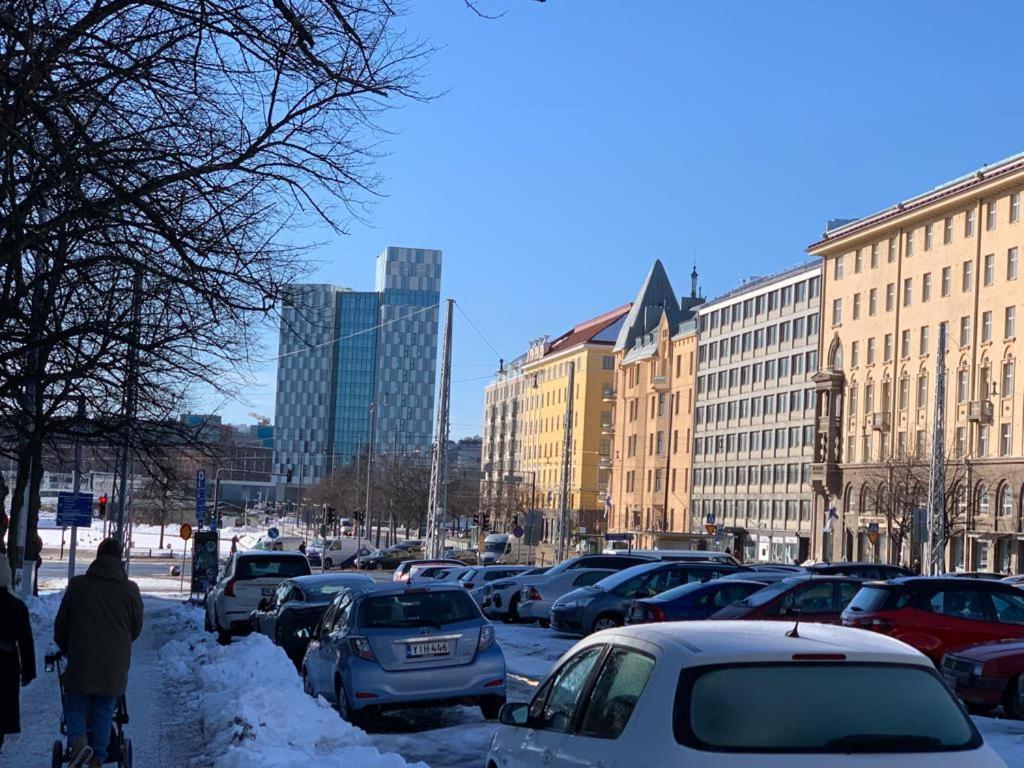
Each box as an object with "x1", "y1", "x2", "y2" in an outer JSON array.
[
  {"x1": 626, "y1": 579, "x2": 767, "y2": 624},
  {"x1": 301, "y1": 583, "x2": 506, "y2": 724}
]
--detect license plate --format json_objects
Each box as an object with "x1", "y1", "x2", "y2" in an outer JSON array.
[
  {"x1": 406, "y1": 641, "x2": 451, "y2": 658},
  {"x1": 261, "y1": 588, "x2": 274, "y2": 596}
]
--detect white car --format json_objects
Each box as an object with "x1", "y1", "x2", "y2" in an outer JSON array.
[
  {"x1": 479, "y1": 567, "x2": 551, "y2": 620},
  {"x1": 487, "y1": 621, "x2": 1005, "y2": 768},
  {"x1": 205, "y1": 551, "x2": 311, "y2": 644},
  {"x1": 517, "y1": 568, "x2": 615, "y2": 627}
]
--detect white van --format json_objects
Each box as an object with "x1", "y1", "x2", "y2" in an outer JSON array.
[
  {"x1": 481, "y1": 533, "x2": 514, "y2": 565},
  {"x1": 254, "y1": 535, "x2": 305, "y2": 552}
]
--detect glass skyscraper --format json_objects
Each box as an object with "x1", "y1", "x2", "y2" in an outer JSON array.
[{"x1": 273, "y1": 247, "x2": 442, "y2": 484}]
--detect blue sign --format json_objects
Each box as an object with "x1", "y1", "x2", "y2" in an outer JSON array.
[
  {"x1": 196, "y1": 469, "x2": 207, "y2": 527},
  {"x1": 268, "y1": 527, "x2": 280, "y2": 540},
  {"x1": 57, "y1": 492, "x2": 93, "y2": 527},
  {"x1": 512, "y1": 525, "x2": 525, "y2": 538},
  {"x1": 604, "y1": 532, "x2": 635, "y2": 542}
]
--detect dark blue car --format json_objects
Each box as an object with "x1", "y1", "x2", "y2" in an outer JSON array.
[{"x1": 625, "y1": 579, "x2": 767, "y2": 624}]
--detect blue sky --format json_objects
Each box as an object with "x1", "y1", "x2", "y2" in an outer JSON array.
[{"x1": 214, "y1": 0, "x2": 1024, "y2": 438}]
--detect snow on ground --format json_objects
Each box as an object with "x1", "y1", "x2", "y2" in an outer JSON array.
[
  {"x1": 158, "y1": 604, "x2": 426, "y2": 768},
  {"x1": 978, "y1": 716, "x2": 1024, "y2": 767}
]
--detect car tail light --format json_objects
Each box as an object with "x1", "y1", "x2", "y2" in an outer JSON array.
[
  {"x1": 350, "y1": 636, "x2": 376, "y2": 662},
  {"x1": 871, "y1": 618, "x2": 896, "y2": 635},
  {"x1": 224, "y1": 578, "x2": 237, "y2": 598},
  {"x1": 478, "y1": 624, "x2": 495, "y2": 652},
  {"x1": 647, "y1": 605, "x2": 666, "y2": 623},
  {"x1": 526, "y1": 587, "x2": 542, "y2": 601},
  {"x1": 464, "y1": 583, "x2": 475, "y2": 590}
]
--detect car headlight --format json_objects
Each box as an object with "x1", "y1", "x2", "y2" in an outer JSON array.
[
  {"x1": 972, "y1": 661, "x2": 985, "y2": 677},
  {"x1": 559, "y1": 596, "x2": 596, "y2": 609}
]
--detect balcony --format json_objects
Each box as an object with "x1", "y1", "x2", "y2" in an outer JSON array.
[
  {"x1": 601, "y1": 421, "x2": 614, "y2": 435},
  {"x1": 602, "y1": 389, "x2": 617, "y2": 403},
  {"x1": 967, "y1": 400, "x2": 994, "y2": 424},
  {"x1": 599, "y1": 455, "x2": 613, "y2": 469},
  {"x1": 652, "y1": 374, "x2": 670, "y2": 392},
  {"x1": 870, "y1": 412, "x2": 891, "y2": 432}
]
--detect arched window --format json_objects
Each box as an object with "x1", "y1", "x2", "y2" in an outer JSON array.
[
  {"x1": 830, "y1": 343, "x2": 843, "y2": 371},
  {"x1": 979, "y1": 485, "x2": 990, "y2": 516},
  {"x1": 1002, "y1": 485, "x2": 1014, "y2": 517}
]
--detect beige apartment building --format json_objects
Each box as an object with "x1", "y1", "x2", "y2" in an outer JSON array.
[
  {"x1": 809, "y1": 151, "x2": 1024, "y2": 572},
  {"x1": 607, "y1": 261, "x2": 703, "y2": 548},
  {"x1": 480, "y1": 353, "x2": 527, "y2": 527}
]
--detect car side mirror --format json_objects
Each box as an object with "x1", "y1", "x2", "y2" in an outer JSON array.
[
  {"x1": 498, "y1": 702, "x2": 529, "y2": 727},
  {"x1": 258, "y1": 598, "x2": 269, "y2": 611}
]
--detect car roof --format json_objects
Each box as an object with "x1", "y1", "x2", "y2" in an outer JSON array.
[
  {"x1": 358, "y1": 583, "x2": 472, "y2": 599},
  {"x1": 881, "y1": 576, "x2": 1020, "y2": 589},
  {"x1": 810, "y1": 561, "x2": 902, "y2": 569},
  {"x1": 287, "y1": 574, "x2": 373, "y2": 587},
  {"x1": 237, "y1": 550, "x2": 307, "y2": 559},
  {"x1": 469, "y1": 565, "x2": 532, "y2": 572},
  {"x1": 591, "y1": 620, "x2": 931, "y2": 667}
]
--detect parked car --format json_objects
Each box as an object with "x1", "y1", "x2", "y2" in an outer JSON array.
[
  {"x1": 942, "y1": 639, "x2": 1024, "y2": 717},
  {"x1": 841, "y1": 576, "x2": 1024, "y2": 665},
  {"x1": 480, "y1": 567, "x2": 551, "y2": 621},
  {"x1": 627, "y1": 579, "x2": 768, "y2": 624},
  {"x1": 711, "y1": 575, "x2": 865, "y2": 625},
  {"x1": 550, "y1": 561, "x2": 744, "y2": 635},
  {"x1": 253, "y1": 535, "x2": 305, "y2": 552},
  {"x1": 249, "y1": 573, "x2": 374, "y2": 662},
  {"x1": 394, "y1": 558, "x2": 466, "y2": 582},
  {"x1": 488, "y1": 621, "x2": 1001, "y2": 767},
  {"x1": 301, "y1": 584, "x2": 506, "y2": 724},
  {"x1": 205, "y1": 551, "x2": 311, "y2": 644},
  {"x1": 807, "y1": 562, "x2": 911, "y2": 580},
  {"x1": 357, "y1": 546, "x2": 422, "y2": 571},
  {"x1": 718, "y1": 570, "x2": 798, "y2": 586},
  {"x1": 409, "y1": 564, "x2": 470, "y2": 585},
  {"x1": 457, "y1": 565, "x2": 534, "y2": 591},
  {"x1": 605, "y1": 548, "x2": 739, "y2": 565},
  {"x1": 943, "y1": 571, "x2": 1008, "y2": 581}
]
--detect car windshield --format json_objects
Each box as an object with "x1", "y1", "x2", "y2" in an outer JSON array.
[
  {"x1": 236, "y1": 557, "x2": 309, "y2": 580},
  {"x1": 304, "y1": 583, "x2": 362, "y2": 600},
  {"x1": 677, "y1": 663, "x2": 977, "y2": 753},
  {"x1": 593, "y1": 563, "x2": 659, "y2": 591},
  {"x1": 733, "y1": 577, "x2": 805, "y2": 607},
  {"x1": 484, "y1": 541, "x2": 507, "y2": 553},
  {"x1": 649, "y1": 580, "x2": 716, "y2": 603},
  {"x1": 358, "y1": 590, "x2": 480, "y2": 629}
]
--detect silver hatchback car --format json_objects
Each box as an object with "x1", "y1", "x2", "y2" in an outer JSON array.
[{"x1": 301, "y1": 583, "x2": 507, "y2": 724}]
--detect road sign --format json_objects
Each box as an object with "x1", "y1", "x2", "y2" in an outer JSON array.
[
  {"x1": 56, "y1": 492, "x2": 93, "y2": 527},
  {"x1": 268, "y1": 527, "x2": 280, "y2": 540},
  {"x1": 604, "y1": 532, "x2": 635, "y2": 542},
  {"x1": 180, "y1": 523, "x2": 193, "y2": 541},
  {"x1": 512, "y1": 525, "x2": 524, "y2": 538},
  {"x1": 191, "y1": 530, "x2": 220, "y2": 595},
  {"x1": 196, "y1": 469, "x2": 207, "y2": 527},
  {"x1": 705, "y1": 524, "x2": 716, "y2": 534}
]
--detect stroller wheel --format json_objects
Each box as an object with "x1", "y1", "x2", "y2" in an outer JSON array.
[
  {"x1": 119, "y1": 738, "x2": 133, "y2": 768},
  {"x1": 51, "y1": 740, "x2": 64, "y2": 768}
]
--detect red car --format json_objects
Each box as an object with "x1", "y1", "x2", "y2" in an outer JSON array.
[
  {"x1": 841, "y1": 577, "x2": 1024, "y2": 665},
  {"x1": 710, "y1": 575, "x2": 865, "y2": 624},
  {"x1": 942, "y1": 640, "x2": 1024, "y2": 717}
]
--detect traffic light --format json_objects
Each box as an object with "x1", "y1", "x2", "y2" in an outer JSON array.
[
  {"x1": 97, "y1": 494, "x2": 107, "y2": 518},
  {"x1": 326, "y1": 506, "x2": 336, "y2": 525},
  {"x1": 286, "y1": 467, "x2": 293, "y2": 483}
]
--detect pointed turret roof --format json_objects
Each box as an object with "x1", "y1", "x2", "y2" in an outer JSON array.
[{"x1": 613, "y1": 260, "x2": 682, "y2": 353}]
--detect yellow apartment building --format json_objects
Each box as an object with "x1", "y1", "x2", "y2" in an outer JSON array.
[{"x1": 809, "y1": 151, "x2": 1024, "y2": 572}]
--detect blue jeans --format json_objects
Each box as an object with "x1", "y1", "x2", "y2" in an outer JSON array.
[{"x1": 64, "y1": 694, "x2": 118, "y2": 764}]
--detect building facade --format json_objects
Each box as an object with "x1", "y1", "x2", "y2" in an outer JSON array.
[
  {"x1": 608, "y1": 261, "x2": 703, "y2": 548},
  {"x1": 520, "y1": 305, "x2": 630, "y2": 558},
  {"x1": 480, "y1": 354, "x2": 527, "y2": 522},
  {"x1": 809, "y1": 152, "x2": 1024, "y2": 573},
  {"x1": 273, "y1": 247, "x2": 442, "y2": 484},
  {"x1": 691, "y1": 262, "x2": 822, "y2": 563}
]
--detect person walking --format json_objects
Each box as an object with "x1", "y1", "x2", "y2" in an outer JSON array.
[
  {"x1": 0, "y1": 557, "x2": 35, "y2": 754},
  {"x1": 54, "y1": 538, "x2": 143, "y2": 768}
]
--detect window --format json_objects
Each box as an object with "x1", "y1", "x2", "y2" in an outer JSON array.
[
  {"x1": 1007, "y1": 306, "x2": 1017, "y2": 339},
  {"x1": 924, "y1": 223, "x2": 933, "y2": 250},
  {"x1": 831, "y1": 298, "x2": 842, "y2": 326},
  {"x1": 955, "y1": 427, "x2": 966, "y2": 457},
  {"x1": 1003, "y1": 361, "x2": 1015, "y2": 399},
  {"x1": 919, "y1": 325, "x2": 929, "y2": 355},
  {"x1": 868, "y1": 288, "x2": 877, "y2": 315},
  {"x1": 1010, "y1": 248, "x2": 1019, "y2": 281},
  {"x1": 602, "y1": 356, "x2": 615, "y2": 370},
  {"x1": 962, "y1": 260, "x2": 973, "y2": 292},
  {"x1": 888, "y1": 237, "x2": 897, "y2": 262},
  {"x1": 852, "y1": 293, "x2": 860, "y2": 320},
  {"x1": 979, "y1": 425, "x2": 991, "y2": 456},
  {"x1": 993, "y1": 592, "x2": 1024, "y2": 625},
  {"x1": 922, "y1": 272, "x2": 931, "y2": 302},
  {"x1": 883, "y1": 333, "x2": 893, "y2": 362},
  {"x1": 809, "y1": 276, "x2": 820, "y2": 298},
  {"x1": 984, "y1": 253, "x2": 995, "y2": 286},
  {"x1": 982, "y1": 311, "x2": 993, "y2": 343},
  {"x1": 834, "y1": 256, "x2": 844, "y2": 280},
  {"x1": 900, "y1": 330, "x2": 910, "y2": 359},
  {"x1": 866, "y1": 337, "x2": 876, "y2": 364},
  {"x1": 941, "y1": 266, "x2": 951, "y2": 297},
  {"x1": 917, "y1": 373, "x2": 928, "y2": 407},
  {"x1": 578, "y1": 649, "x2": 654, "y2": 739},
  {"x1": 929, "y1": 589, "x2": 986, "y2": 622},
  {"x1": 960, "y1": 316, "x2": 971, "y2": 347},
  {"x1": 870, "y1": 243, "x2": 879, "y2": 268},
  {"x1": 885, "y1": 283, "x2": 894, "y2": 312},
  {"x1": 903, "y1": 278, "x2": 912, "y2": 307},
  {"x1": 944, "y1": 216, "x2": 953, "y2": 244},
  {"x1": 530, "y1": 648, "x2": 604, "y2": 731},
  {"x1": 987, "y1": 200, "x2": 998, "y2": 231},
  {"x1": 898, "y1": 377, "x2": 909, "y2": 409},
  {"x1": 1001, "y1": 424, "x2": 1013, "y2": 457},
  {"x1": 906, "y1": 229, "x2": 915, "y2": 256},
  {"x1": 966, "y1": 208, "x2": 975, "y2": 237},
  {"x1": 850, "y1": 341, "x2": 859, "y2": 367},
  {"x1": 854, "y1": 250, "x2": 862, "y2": 273},
  {"x1": 957, "y1": 369, "x2": 969, "y2": 402},
  {"x1": 1013, "y1": 192, "x2": 1021, "y2": 224}
]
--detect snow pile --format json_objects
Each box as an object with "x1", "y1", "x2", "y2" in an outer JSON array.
[{"x1": 158, "y1": 606, "x2": 428, "y2": 768}]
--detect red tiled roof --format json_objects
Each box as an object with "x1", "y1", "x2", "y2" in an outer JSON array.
[{"x1": 546, "y1": 303, "x2": 632, "y2": 356}]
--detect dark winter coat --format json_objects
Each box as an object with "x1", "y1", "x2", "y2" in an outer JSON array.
[
  {"x1": 54, "y1": 556, "x2": 143, "y2": 697},
  {"x1": 0, "y1": 589, "x2": 36, "y2": 736}
]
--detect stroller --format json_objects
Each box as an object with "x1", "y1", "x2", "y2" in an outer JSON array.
[{"x1": 45, "y1": 651, "x2": 134, "y2": 768}]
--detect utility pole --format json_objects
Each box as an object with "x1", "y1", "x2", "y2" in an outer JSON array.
[
  {"x1": 365, "y1": 404, "x2": 377, "y2": 549},
  {"x1": 554, "y1": 361, "x2": 576, "y2": 562},
  {"x1": 68, "y1": 396, "x2": 85, "y2": 580},
  {"x1": 927, "y1": 322, "x2": 948, "y2": 576},
  {"x1": 426, "y1": 299, "x2": 454, "y2": 559},
  {"x1": 115, "y1": 268, "x2": 143, "y2": 544}
]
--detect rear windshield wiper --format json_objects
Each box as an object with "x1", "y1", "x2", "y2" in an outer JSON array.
[{"x1": 825, "y1": 734, "x2": 944, "y2": 753}]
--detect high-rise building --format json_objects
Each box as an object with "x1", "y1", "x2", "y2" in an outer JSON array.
[
  {"x1": 809, "y1": 151, "x2": 1024, "y2": 572},
  {"x1": 608, "y1": 260, "x2": 703, "y2": 548},
  {"x1": 273, "y1": 247, "x2": 442, "y2": 485},
  {"x1": 691, "y1": 262, "x2": 822, "y2": 563}
]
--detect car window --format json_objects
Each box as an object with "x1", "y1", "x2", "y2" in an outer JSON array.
[
  {"x1": 271, "y1": 582, "x2": 290, "y2": 607},
  {"x1": 530, "y1": 647, "x2": 604, "y2": 732},
  {"x1": 578, "y1": 649, "x2": 655, "y2": 739},
  {"x1": 928, "y1": 589, "x2": 987, "y2": 621},
  {"x1": 357, "y1": 590, "x2": 480, "y2": 628},
  {"x1": 837, "y1": 581, "x2": 861, "y2": 609},
  {"x1": 236, "y1": 557, "x2": 309, "y2": 580},
  {"x1": 574, "y1": 571, "x2": 610, "y2": 588},
  {"x1": 696, "y1": 586, "x2": 734, "y2": 608},
  {"x1": 332, "y1": 594, "x2": 354, "y2": 631},
  {"x1": 992, "y1": 592, "x2": 1024, "y2": 625},
  {"x1": 777, "y1": 582, "x2": 835, "y2": 615},
  {"x1": 317, "y1": 602, "x2": 339, "y2": 638}
]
